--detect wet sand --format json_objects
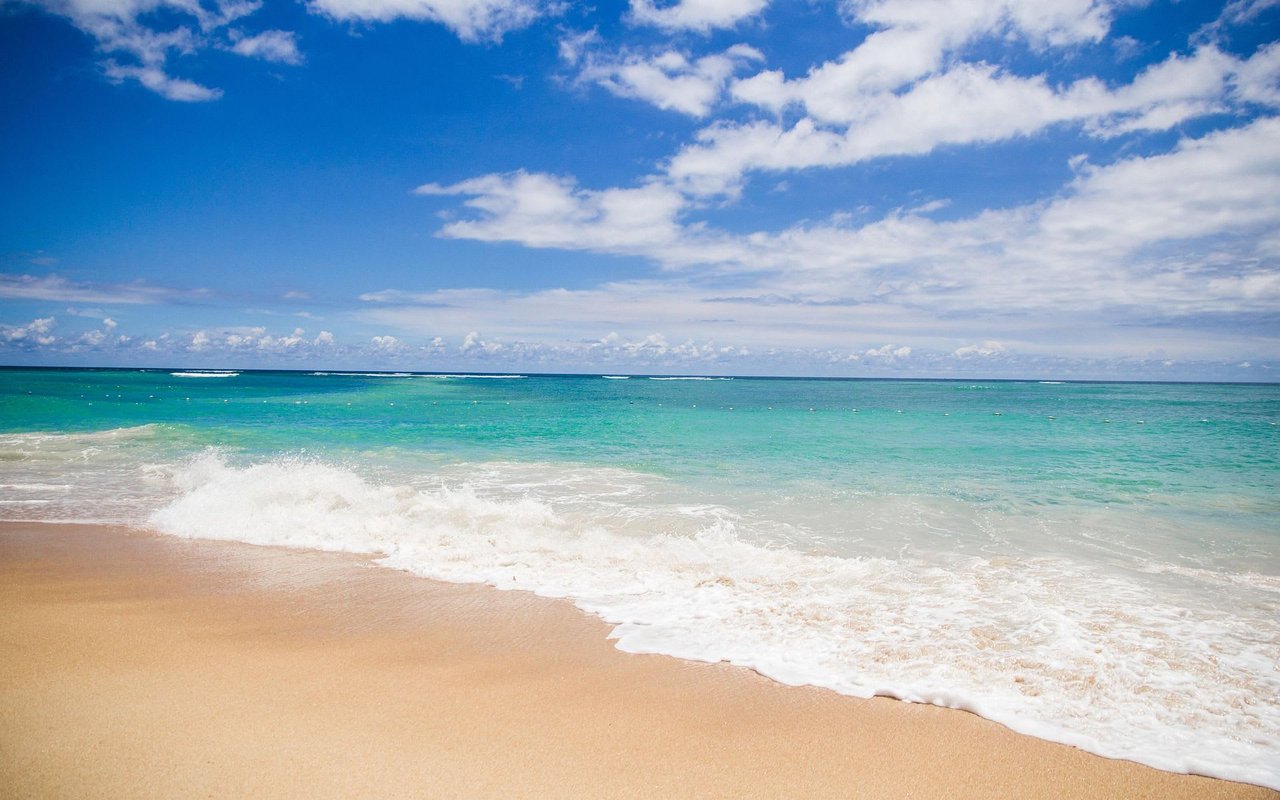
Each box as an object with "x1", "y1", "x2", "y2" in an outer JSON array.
[{"x1": 1, "y1": 521, "x2": 1274, "y2": 799}]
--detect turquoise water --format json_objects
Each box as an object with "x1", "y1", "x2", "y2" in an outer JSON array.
[{"x1": 2, "y1": 367, "x2": 1279, "y2": 787}]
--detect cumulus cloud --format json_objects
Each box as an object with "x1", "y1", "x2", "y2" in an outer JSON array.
[
  {"x1": 308, "y1": 0, "x2": 556, "y2": 42},
  {"x1": 860, "y1": 343, "x2": 912, "y2": 363},
  {"x1": 954, "y1": 341, "x2": 1007, "y2": 358},
  {"x1": 77, "y1": 329, "x2": 106, "y2": 346},
  {"x1": 0, "y1": 309, "x2": 1267, "y2": 377},
  {"x1": 628, "y1": 0, "x2": 770, "y2": 32},
  {"x1": 568, "y1": 42, "x2": 764, "y2": 117},
  {"x1": 218, "y1": 326, "x2": 310, "y2": 351},
  {"x1": 2, "y1": 317, "x2": 57, "y2": 346},
  {"x1": 460, "y1": 329, "x2": 505, "y2": 354},
  {"x1": 0, "y1": 317, "x2": 381, "y2": 367},
  {"x1": 227, "y1": 29, "x2": 303, "y2": 64}
]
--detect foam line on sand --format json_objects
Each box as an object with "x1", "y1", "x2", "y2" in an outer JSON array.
[{"x1": 1, "y1": 522, "x2": 1274, "y2": 799}]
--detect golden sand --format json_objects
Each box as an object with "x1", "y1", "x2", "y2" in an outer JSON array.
[{"x1": 1, "y1": 522, "x2": 1274, "y2": 799}]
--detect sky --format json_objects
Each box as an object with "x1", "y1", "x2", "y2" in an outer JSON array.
[{"x1": 1, "y1": 0, "x2": 1278, "y2": 379}]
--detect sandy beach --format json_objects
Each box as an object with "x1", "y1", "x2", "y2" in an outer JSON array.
[{"x1": 1, "y1": 521, "x2": 1274, "y2": 799}]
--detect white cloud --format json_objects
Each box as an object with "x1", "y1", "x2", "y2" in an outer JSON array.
[
  {"x1": 725, "y1": 118, "x2": 1280, "y2": 316},
  {"x1": 570, "y1": 43, "x2": 764, "y2": 117},
  {"x1": 227, "y1": 29, "x2": 302, "y2": 64},
  {"x1": 1, "y1": 309, "x2": 1264, "y2": 377},
  {"x1": 308, "y1": 0, "x2": 554, "y2": 42},
  {"x1": 0, "y1": 273, "x2": 193, "y2": 304},
  {"x1": 417, "y1": 117, "x2": 1280, "y2": 328},
  {"x1": 237, "y1": 327, "x2": 308, "y2": 351},
  {"x1": 954, "y1": 341, "x2": 1007, "y2": 358},
  {"x1": 353, "y1": 280, "x2": 1278, "y2": 376},
  {"x1": 1084, "y1": 47, "x2": 1241, "y2": 137},
  {"x1": 1029, "y1": 117, "x2": 1280, "y2": 268},
  {"x1": 677, "y1": 46, "x2": 1268, "y2": 196},
  {"x1": 0, "y1": 319, "x2": 410, "y2": 365},
  {"x1": 1196, "y1": 0, "x2": 1280, "y2": 44},
  {"x1": 103, "y1": 63, "x2": 222, "y2": 102},
  {"x1": 1232, "y1": 42, "x2": 1280, "y2": 108},
  {"x1": 23, "y1": 0, "x2": 274, "y2": 100},
  {"x1": 2, "y1": 317, "x2": 57, "y2": 346},
  {"x1": 1222, "y1": 0, "x2": 1280, "y2": 25},
  {"x1": 102, "y1": 62, "x2": 223, "y2": 102},
  {"x1": 731, "y1": 0, "x2": 1114, "y2": 122},
  {"x1": 416, "y1": 171, "x2": 710, "y2": 257},
  {"x1": 557, "y1": 28, "x2": 599, "y2": 64},
  {"x1": 460, "y1": 330, "x2": 504, "y2": 354},
  {"x1": 609, "y1": 0, "x2": 1279, "y2": 198},
  {"x1": 861, "y1": 343, "x2": 912, "y2": 363},
  {"x1": 628, "y1": 0, "x2": 770, "y2": 33}
]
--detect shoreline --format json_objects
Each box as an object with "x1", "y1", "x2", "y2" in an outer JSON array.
[{"x1": 2, "y1": 521, "x2": 1275, "y2": 799}]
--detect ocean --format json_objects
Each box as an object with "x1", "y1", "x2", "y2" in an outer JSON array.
[{"x1": 2, "y1": 367, "x2": 1277, "y2": 788}]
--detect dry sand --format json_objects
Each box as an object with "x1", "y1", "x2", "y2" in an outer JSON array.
[{"x1": 2, "y1": 521, "x2": 1274, "y2": 799}]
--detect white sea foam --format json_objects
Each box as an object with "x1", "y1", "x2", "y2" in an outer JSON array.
[
  {"x1": 1136, "y1": 561, "x2": 1280, "y2": 595},
  {"x1": 0, "y1": 424, "x2": 162, "y2": 452},
  {"x1": 421, "y1": 374, "x2": 527, "y2": 379},
  {"x1": 601, "y1": 375, "x2": 631, "y2": 380},
  {"x1": 0, "y1": 516, "x2": 122, "y2": 525},
  {"x1": 147, "y1": 452, "x2": 1280, "y2": 790},
  {"x1": 171, "y1": 371, "x2": 239, "y2": 378},
  {"x1": 0, "y1": 425, "x2": 173, "y2": 524},
  {"x1": 649, "y1": 376, "x2": 733, "y2": 381},
  {"x1": 311, "y1": 372, "x2": 415, "y2": 377}
]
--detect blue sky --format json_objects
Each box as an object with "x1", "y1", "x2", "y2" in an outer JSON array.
[{"x1": 1, "y1": 0, "x2": 1278, "y2": 378}]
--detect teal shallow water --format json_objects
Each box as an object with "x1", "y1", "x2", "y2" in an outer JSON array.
[
  {"x1": 4, "y1": 369, "x2": 1276, "y2": 557},
  {"x1": 2, "y1": 368, "x2": 1279, "y2": 787}
]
